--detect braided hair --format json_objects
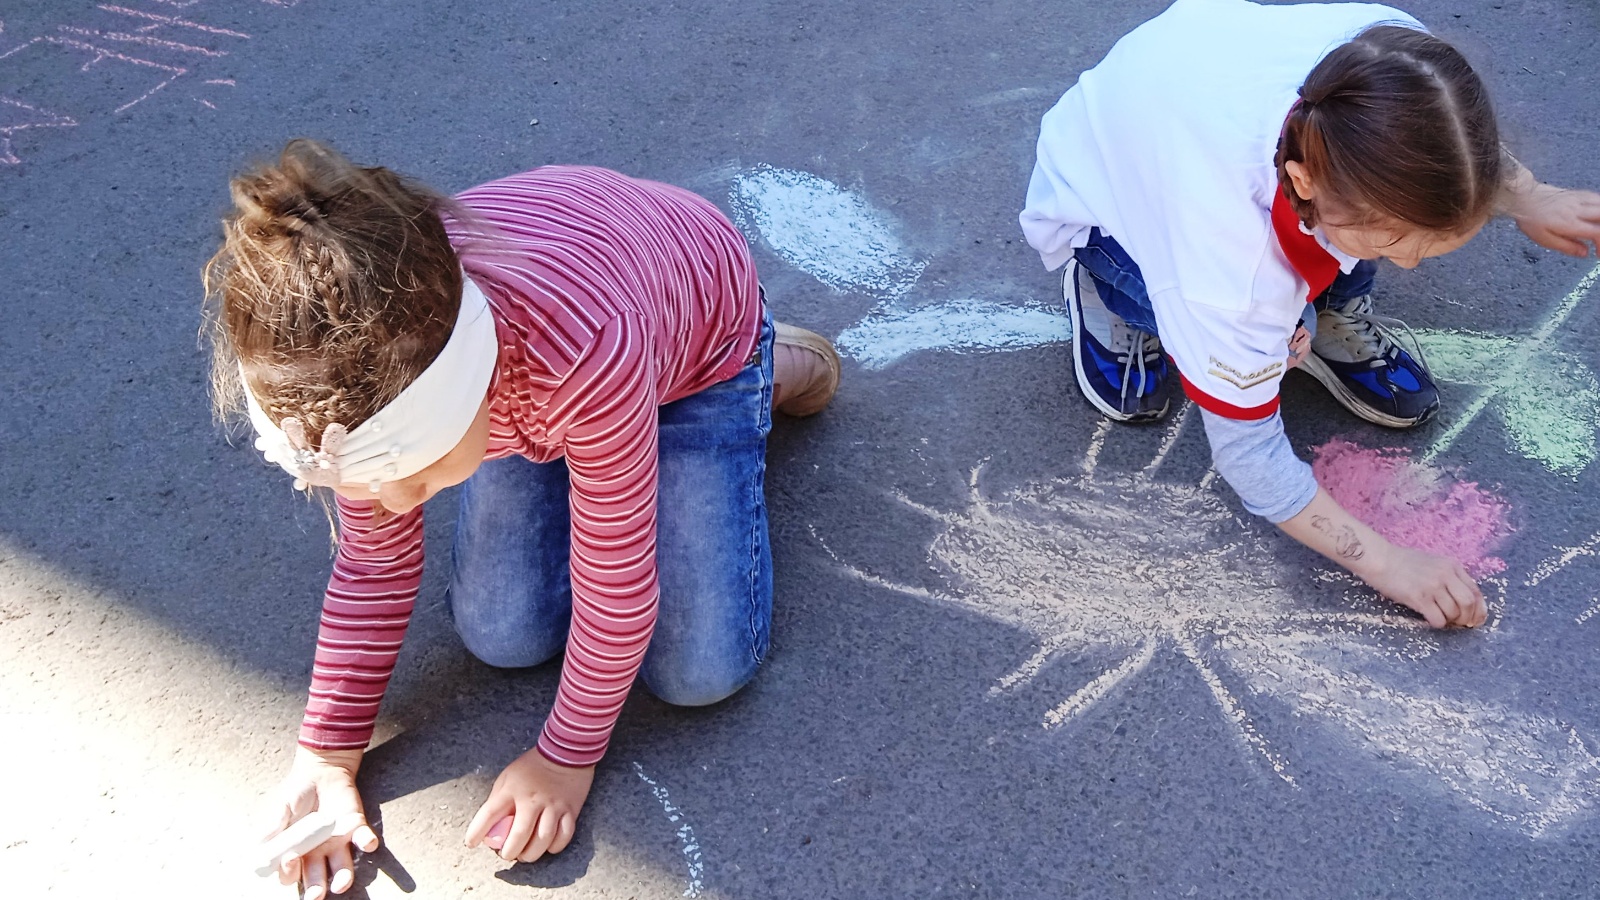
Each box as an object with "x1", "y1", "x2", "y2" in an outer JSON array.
[
  {"x1": 1275, "y1": 25, "x2": 1502, "y2": 234},
  {"x1": 203, "y1": 139, "x2": 463, "y2": 446}
]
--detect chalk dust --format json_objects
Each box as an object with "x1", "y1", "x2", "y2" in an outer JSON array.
[{"x1": 1311, "y1": 439, "x2": 1514, "y2": 577}]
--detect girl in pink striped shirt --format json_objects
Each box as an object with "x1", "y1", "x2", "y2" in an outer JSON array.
[{"x1": 205, "y1": 140, "x2": 839, "y2": 899}]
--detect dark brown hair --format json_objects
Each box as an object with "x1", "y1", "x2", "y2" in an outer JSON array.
[
  {"x1": 1275, "y1": 25, "x2": 1502, "y2": 235},
  {"x1": 202, "y1": 139, "x2": 462, "y2": 446}
]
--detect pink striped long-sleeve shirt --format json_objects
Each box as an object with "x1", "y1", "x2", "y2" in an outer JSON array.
[{"x1": 298, "y1": 167, "x2": 762, "y2": 767}]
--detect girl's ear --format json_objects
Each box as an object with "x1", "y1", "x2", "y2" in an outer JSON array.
[{"x1": 1284, "y1": 160, "x2": 1318, "y2": 202}]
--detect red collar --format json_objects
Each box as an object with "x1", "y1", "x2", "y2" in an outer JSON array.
[{"x1": 1270, "y1": 187, "x2": 1341, "y2": 302}]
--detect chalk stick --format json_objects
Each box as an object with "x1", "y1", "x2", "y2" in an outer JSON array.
[
  {"x1": 484, "y1": 815, "x2": 514, "y2": 851},
  {"x1": 253, "y1": 811, "x2": 340, "y2": 877}
]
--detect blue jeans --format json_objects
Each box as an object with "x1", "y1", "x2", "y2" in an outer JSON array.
[
  {"x1": 447, "y1": 313, "x2": 775, "y2": 707},
  {"x1": 1073, "y1": 227, "x2": 1377, "y2": 336}
]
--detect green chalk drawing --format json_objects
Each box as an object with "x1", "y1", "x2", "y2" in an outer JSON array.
[{"x1": 1421, "y1": 261, "x2": 1600, "y2": 476}]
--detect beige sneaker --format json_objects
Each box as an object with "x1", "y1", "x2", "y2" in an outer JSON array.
[{"x1": 772, "y1": 322, "x2": 841, "y2": 416}]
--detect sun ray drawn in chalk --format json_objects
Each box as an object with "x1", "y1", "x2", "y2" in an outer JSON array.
[
  {"x1": 632, "y1": 763, "x2": 706, "y2": 899},
  {"x1": 815, "y1": 415, "x2": 1598, "y2": 836},
  {"x1": 728, "y1": 166, "x2": 1069, "y2": 368},
  {"x1": 1420, "y1": 261, "x2": 1600, "y2": 475},
  {"x1": 1525, "y1": 529, "x2": 1600, "y2": 624}
]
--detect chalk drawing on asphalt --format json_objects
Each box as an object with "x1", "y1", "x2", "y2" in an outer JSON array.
[
  {"x1": 813, "y1": 413, "x2": 1597, "y2": 836},
  {"x1": 0, "y1": 96, "x2": 77, "y2": 165},
  {"x1": 1526, "y1": 530, "x2": 1600, "y2": 625},
  {"x1": 632, "y1": 763, "x2": 706, "y2": 899},
  {"x1": 0, "y1": 2, "x2": 279, "y2": 165},
  {"x1": 1420, "y1": 261, "x2": 1600, "y2": 476},
  {"x1": 729, "y1": 165, "x2": 1070, "y2": 368},
  {"x1": 732, "y1": 163, "x2": 1600, "y2": 832},
  {"x1": 731, "y1": 166, "x2": 1600, "y2": 472},
  {"x1": 730, "y1": 165, "x2": 925, "y2": 300}
]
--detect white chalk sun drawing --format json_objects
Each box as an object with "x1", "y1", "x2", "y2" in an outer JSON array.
[
  {"x1": 815, "y1": 410, "x2": 1600, "y2": 837},
  {"x1": 727, "y1": 164, "x2": 1600, "y2": 836}
]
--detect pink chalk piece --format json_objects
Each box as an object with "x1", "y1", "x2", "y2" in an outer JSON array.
[
  {"x1": 484, "y1": 815, "x2": 514, "y2": 851},
  {"x1": 1311, "y1": 439, "x2": 1513, "y2": 578}
]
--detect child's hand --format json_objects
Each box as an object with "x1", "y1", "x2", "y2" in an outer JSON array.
[
  {"x1": 463, "y1": 747, "x2": 594, "y2": 864},
  {"x1": 1364, "y1": 544, "x2": 1487, "y2": 629},
  {"x1": 1286, "y1": 325, "x2": 1312, "y2": 369},
  {"x1": 1508, "y1": 182, "x2": 1600, "y2": 257},
  {"x1": 262, "y1": 747, "x2": 379, "y2": 900}
]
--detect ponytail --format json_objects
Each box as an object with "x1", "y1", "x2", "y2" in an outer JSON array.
[{"x1": 1276, "y1": 25, "x2": 1501, "y2": 234}]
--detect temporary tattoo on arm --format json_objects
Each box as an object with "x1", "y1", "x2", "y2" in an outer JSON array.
[{"x1": 1310, "y1": 515, "x2": 1366, "y2": 561}]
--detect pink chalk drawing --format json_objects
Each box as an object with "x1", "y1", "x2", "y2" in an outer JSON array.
[
  {"x1": 0, "y1": 2, "x2": 275, "y2": 165},
  {"x1": 1312, "y1": 438, "x2": 1514, "y2": 577},
  {"x1": 815, "y1": 406, "x2": 1596, "y2": 836},
  {"x1": 0, "y1": 96, "x2": 78, "y2": 165}
]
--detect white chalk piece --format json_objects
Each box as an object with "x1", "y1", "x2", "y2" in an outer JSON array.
[{"x1": 252, "y1": 811, "x2": 340, "y2": 877}]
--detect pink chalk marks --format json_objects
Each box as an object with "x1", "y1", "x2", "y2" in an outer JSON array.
[
  {"x1": 0, "y1": 2, "x2": 295, "y2": 166},
  {"x1": 1312, "y1": 439, "x2": 1513, "y2": 577},
  {"x1": 0, "y1": 97, "x2": 77, "y2": 165}
]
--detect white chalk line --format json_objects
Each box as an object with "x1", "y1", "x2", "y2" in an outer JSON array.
[
  {"x1": 1526, "y1": 529, "x2": 1600, "y2": 587},
  {"x1": 1140, "y1": 403, "x2": 1192, "y2": 480},
  {"x1": 1576, "y1": 601, "x2": 1600, "y2": 626},
  {"x1": 1178, "y1": 637, "x2": 1297, "y2": 786},
  {"x1": 991, "y1": 632, "x2": 1079, "y2": 695},
  {"x1": 1082, "y1": 419, "x2": 1114, "y2": 477},
  {"x1": 1043, "y1": 638, "x2": 1157, "y2": 728},
  {"x1": 729, "y1": 165, "x2": 924, "y2": 300},
  {"x1": 1231, "y1": 635, "x2": 1600, "y2": 836},
  {"x1": 1424, "y1": 260, "x2": 1600, "y2": 463},
  {"x1": 835, "y1": 299, "x2": 1070, "y2": 369},
  {"x1": 632, "y1": 763, "x2": 705, "y2": 898}
]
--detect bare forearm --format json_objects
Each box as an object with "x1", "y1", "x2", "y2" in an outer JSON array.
[
  {"x1": 1277, "y1": 487, "x2": 1486, "y2": 628},
  {"x1": 1276, "y1": 486, "x2": 1391, "y2": 580}
]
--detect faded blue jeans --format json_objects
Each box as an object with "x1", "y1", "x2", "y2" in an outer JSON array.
[
  {"x1": 1074, "y1": 227, "x2": 1377, "y2": 337},
  {"x1": 447, "y1": 312, "x2": 775, "y2": 707}
]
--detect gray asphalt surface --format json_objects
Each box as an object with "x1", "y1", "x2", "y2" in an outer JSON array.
[{"x1": 2, "y1": 0, "x2": 1598, "y2": 897}]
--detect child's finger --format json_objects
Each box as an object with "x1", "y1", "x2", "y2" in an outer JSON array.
[
  {"x1": 548, "y1": 814, "x2": 577, "y2": 855},
  {"x1": 1431, "y1": 587, "x2": 1462, "y2": 628},
  {"x1": 499, "y1": 805, "x2": 538, "y2": 861},
  {"x1": 463, "y1": 799, "x2": 510, "y2": 848},
  {"x1": 1449, "y1": 571, "x2": 1486, "y2": 627},
  {"x1": 518, "y1": 808, "x2": 561, "y2": 863},
  {"x1": 277, "y1": 853, "x2": 301, "y2": 885},
  {"x1": 351, "y1": 823, "x2": 380, "y2": 854},
  {"x1": 327, "y1": 842, "x2": 355, "y2": 895},
  {"x1": 1415, "y1": 596, "x2": 1447, "y2": 630},
  {"x1": 301, "y1": 853, "x2": 328, "y2": 900}
]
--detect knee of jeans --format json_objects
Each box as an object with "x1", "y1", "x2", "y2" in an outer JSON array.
[
  {"x1": 450, "y1": 592, "x2": 566, "y2": 669},
  {"x1": 641, "y1": 654, "x2": 759, "y2": 707},
  {"x1": 458, "y1": 623, "x2": 565, "y2": 670}
]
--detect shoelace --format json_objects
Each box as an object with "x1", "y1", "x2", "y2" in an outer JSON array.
[
  {"x1": 1327, "y1": 295, "x2": 1432, "y2": 374},
  {"x1": 1110, "y1": 322, "x2": 1164, "y2": 402}
]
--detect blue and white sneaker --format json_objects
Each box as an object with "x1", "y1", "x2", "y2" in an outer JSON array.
[
  {"x1": 1063, "y1": 259, "x2": 1171, "y2": 422},
  {"x1": 1300, "y1": 293, "x2": 1439, "y2": 428}
]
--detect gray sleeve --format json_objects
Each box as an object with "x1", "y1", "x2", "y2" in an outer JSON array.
[{"x1": 1198, "y1": 408, "x2": 1319, "y2": 523}]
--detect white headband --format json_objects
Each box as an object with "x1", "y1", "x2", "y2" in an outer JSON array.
[{"x1": 244, "y1": 274, "x2": 499, "y2": 492}]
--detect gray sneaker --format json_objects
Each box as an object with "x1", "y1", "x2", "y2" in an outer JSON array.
[{"x1": 1299, "y1": 294, "x2": 1439, "y2": 428}]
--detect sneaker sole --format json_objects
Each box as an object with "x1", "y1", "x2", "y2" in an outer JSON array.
[
  {"x1": 1063, "y1": 261, "x2": 1169, "y2": 424},
  {"x1": 1297, "y1": 354, "x2": 1435, "y2": 429},
  {"x1": 773, "y1": 321, "x2": 841, "y2": 417}
]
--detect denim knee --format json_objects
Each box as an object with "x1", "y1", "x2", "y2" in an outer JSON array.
[
  {"x1": 640, "y1": 651, "x2": 761, "y2": 707},
  {"x1": 449, "y1": 583, "x2": 569, "y2": 670}
]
